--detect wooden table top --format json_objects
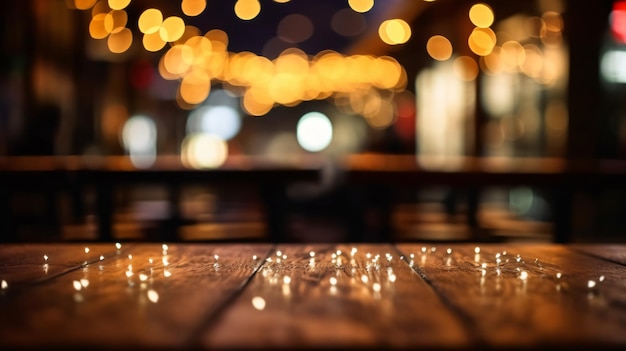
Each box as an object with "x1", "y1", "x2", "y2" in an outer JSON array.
[{"x1": 0, "y1": 242, "x2": 624, "y2": 350}]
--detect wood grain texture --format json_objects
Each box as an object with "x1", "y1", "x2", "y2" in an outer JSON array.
[
  {"x1": 0, "y1": 243, "x2": 271, "y2": 349},
  {"x1": 395, "y1": 243, "x2": 626, "y2": 350},
  {"x1": 0, "y1": 243, "x2": 126, "y2": 287},
  {"x1": 570, "y1": 244, "x2": 626, "y2": 265},
  {"x1": 200, "y1": 243, "x2": 471, "y2": 350}
]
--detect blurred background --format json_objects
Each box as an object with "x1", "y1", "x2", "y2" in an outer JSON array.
[{"x1": 1, "y1": 0, "x2": 625, "y2": 244}]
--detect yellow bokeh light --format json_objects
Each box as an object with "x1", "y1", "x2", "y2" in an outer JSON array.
[
  {"x1": 379, "y1": 19, "x2": 411, "y2": 45},
  {"x1": 234, "y1": 0, "x2": 261, "y2": 21},
  {"x1": 180, "y1": 70, "x2": 211, "y2": 105},
  {"x1": 520, "y1": 44, "x2": 544, "y2": 78},
  {"x1": 107, "y1": 27, "x2": 132, "y2": 53},
  {"x1": 92, "y1": 1, "x2": 110, "y2": 16},
  {"x1": 160, "y1": 16, "x2": 185, "y2": 42},
  {"x1": 143, "y1": 31, "x2": 167, "y2": 52},
  {"x1": 173, "y1": 26, "x2": 202, "y2": 46},
  {"x1": 479, "y1": 46, "x2": 503, "y2": 75},
  {"x1": 75, "y1": 0, "x2": 97, "y2": 10},
  {"x1": 453, "y1": 56, "x2": 479, "y2": 81},
  {"x1": 104, "y1": 10, "x2": 128, "y2": 34},
  {"x1": 242, "y1": 86, "x2": 274, "y2": 116},
  {"x1": 500, "y1": 40, "x2": 525, "y2": 72},
  {"x1": 108, "y1": 0, "x2": 130, "y2": 11},
  {"x1": 468, "y1": 27, "x2": 496, "y2": 56},
  {"x1": 469, "y1": 3, "x2": 494, "y2": 28},
  {"x1": 163, "y1": 44, "x2": 193, "y2": 75},
  {"x1": 205, "y1": 29, "x2": 229, "y2": 52},
  {"x1": 426, "y1": 35, "x2": 453, "y2": 61},
  {"x1": 89, "y1": 13, "x2": 109, "y2": 39},
  {"x1": 181, "y1": 133, "x2": 228, "y2": 169},
  {"x1": 181, "y1": 0, "x2": 206, "y2": 17},
  {"x1": 348, "y1": 0, "x2": 374, "y2": 13},
  {"x1": 138, "y1": 8, "x2": 163, "y2": 34}
]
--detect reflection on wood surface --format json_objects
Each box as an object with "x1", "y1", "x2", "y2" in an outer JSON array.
[{"x1": 0, "y1": 243, "x2": 624, "y2": 350}]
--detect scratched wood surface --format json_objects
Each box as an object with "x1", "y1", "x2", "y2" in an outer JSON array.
[
  {"x1": 0, "y1": 243, "x2": 625, "y2": 350},
  {"x1": 395, "y1": 243, "x2": 626, "y2": 350},
  {"x1": 0, "y1": 243, "x2": 271, "y2": 349}
]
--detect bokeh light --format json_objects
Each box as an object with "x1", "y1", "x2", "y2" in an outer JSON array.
[
  {"x1": 297, "y1": 112, "x2": 333, "y2": 152},
  {"x1": 181, "y1": 133, "x2": 228, "y2": 169},
  {"x1": 427, "y1": 35, "x2": 453, "y2": 61},
  {"x1": 234, "y1": 0, "x2": 261, "y2": 21}
]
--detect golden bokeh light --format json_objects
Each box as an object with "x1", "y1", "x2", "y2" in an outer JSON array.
[
  {"x1": 500, "y1": 40, "x2": 525, "y2": 72},
  {"x1": 163, "y1": 44, "x2": 193, "y2": 76},
  {"x1": 348, "y1": 0, "x2": 374, "y2": 13},
  {"x1": 180, "y1": 70, "x2": 211, "y2": 105},
  {"x1": 379, "y1": 19, "x2": 411, "y2": 45},
  {"x1": 469, "y1": 3, "x2": 494, "y2": 28},
  {"x1": 75, "y1": 0, "x2": 97, "y2": 10},
  {"x1": 104, "y1": 10, "x2": 128, "y2": 34},
  {"x1": 138, "y1": 8, "x2": 163, "y2": 34},
  {"x1": 181, "y1": 133, "x2": 228, "y2": 169},
  {"x1": 92, "y1": 1, "x2": 110, "y2": 16},
  {"x1": 143, "y1": 31, "x2": 167, "y2": 52},
  {"x1": 160, "y1": 16, "x2": 186, "y2": 42},
  {"x1": 181, "y1": 0, "x2": 206, "y2": 17},
  {"x1": 108, "y1": 0, "x2": 130, "y2": 11},
  {"x1": 234, "y1": 0, "x2": 261, "y2": 21},
  {"x1": 107, "y1": 27, "x2": 132, "y2": 53},
  {"x1": 89, "y1": 13, "x2": 109, "y2": 39},
  {"x1": 453, "y1": 56, "x2": 479, "y2": 81},
  {"x1": 426, "y1": 35, "x2": 453, "y2": 61},
  {"x1": 479, "y1": 46, "x2": 503, "y2": 75},
  {"x1": 468, "y1": 27, "x2": 496, "y2": 56},
  {"x1": 520, "y1": 44, "x2": 544, "y2": 78}
]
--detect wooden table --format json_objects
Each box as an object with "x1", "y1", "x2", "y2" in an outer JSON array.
[{"x1": 0, "y1": 242, "x2": 624, "y2": 350}]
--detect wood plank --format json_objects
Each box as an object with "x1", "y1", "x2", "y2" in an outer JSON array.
[
  {"x1": 199, "y1": 243, "x2": 472, "y2": 350},
  {"x1": 0, "y1": 243, "x2": 127, "y2": 287},
  {"x1": 0, "y1": 243, "x2": 271, "y2": 349},
  {"x1": 570, "y1": 244, "x2": 626, "y2": 265},
  {"x1": 395, "y1": 243, "x2": 626, "y2": 349}
]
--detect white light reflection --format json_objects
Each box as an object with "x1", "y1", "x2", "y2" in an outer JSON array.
[
  {"x1": 252, "y1": 296, "x2": 266, "y2": 310},
  {"x1": 147, "y1": 289, "x2": 159, "y2": 303},
  {"x1": 72, "y1": 280, "x2": 82, "y2": 291},
  {"x1": 1, "y1": 280, "x2": 7, "y2": 289}
]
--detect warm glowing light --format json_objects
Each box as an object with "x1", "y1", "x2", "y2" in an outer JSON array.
[
  {"x1": 73, "y1": 280, "x2": 82, "y2": 291},
  {"x1": 181, "y1": 133, "x2": 228, "y2": 169},
  {"x1": 108, "y1": 0, "x2": 130, "y2": 10},
  {"x1": 143, "y1": 31, "x2": 167, "y2": 52},
  {"x1": 89, "y1": 14, "x2": 109, "y2": 39},
  {"x1": 75, "y1": 0, "x2": 97, "y2": 10},
  {"x1": 147, "y1": 289, "x2": 159, "y2": 303},
  {"x1": 611, "y1": 1, "x2": 626, "y2": 43},
  {"x1": 296, "y1": 112, "x2": 333, "y2": 152},
  {"x1": 179, "y1": 70, "x2": 211, "y2": 105},
  {"x1": 379, "y1": 19, "x2": 411, "y2": 45},
  {"x1": 348, "y1": 0, "x2": 374, "y2": 13},
  {"x1": 107, "y1": 28, "x2": 133, "y2": 53},
  {"x1": 182, "y1": 0, "x2": 207, "y2": 16},
  {"x1": 468, "y1": 27, "x2": 496, "y2": 56},
  {"x1": 427, "y1": 35, "x2": 453, "y2": 61},
  {"x1": 469, "y1": 3, "x2": 494, "y2": 28},
  {"x1": 1, "y1": 280, "x2": 7, "y2": 289},
  {"x1": 160, "y1": 16, "x2": 185, "y2": 42},
  {"x1": 234, "y1": 0, "x2": 261, "y2": 21},
  {"x1": 453, "y1": 56, "x2": 479, "y2": 81},
  {"x1": 104, "y1": 10, "x2": 128, "y2": 34},
  {"x1": 138, "y1": 8, "x2": 163, "y2": 34},
  {"x1": 252, "y1": 296, "x2": 266, "y2": 310}
]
